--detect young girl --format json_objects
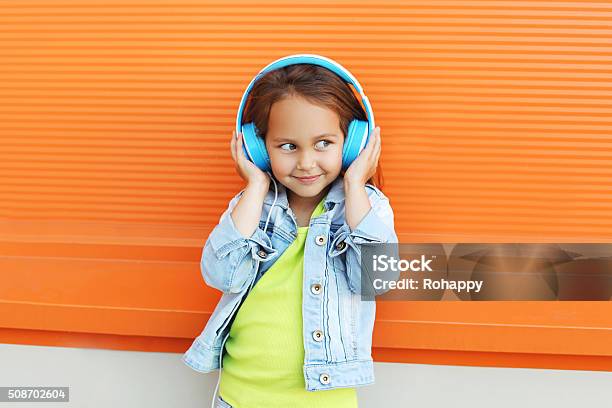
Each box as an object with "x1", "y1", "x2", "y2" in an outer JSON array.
[{"x1": 182, "y1": 55, "x2": 398, "y2": 408}]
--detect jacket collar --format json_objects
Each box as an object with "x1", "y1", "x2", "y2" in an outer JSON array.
[{"x1": 264, "y1": 175, "x2": 345, "y2": 211}]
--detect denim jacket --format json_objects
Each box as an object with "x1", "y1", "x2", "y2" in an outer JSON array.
[{"x1": 182, "y1": 175, "x2": 398, "y2": 391}]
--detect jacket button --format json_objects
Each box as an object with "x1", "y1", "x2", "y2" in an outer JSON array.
[
  {"x1": 256, "y1": 249, "x2": 267, "y2": 259},
  {"x1": 310, "y1": 283, "x2": 322, "y2": 295},
  {"x1": 312, "y1": 329, "x2": 323, "y2": 342},
  {"x1": 315, "y1": 235, "x2": 326, "y2": 246},
  {"x1": 335, "y1": 241, "x2": 346, "y2": 251},
  {"x1": 319, "y1": 373, "x2": 331, "y2": 385}
]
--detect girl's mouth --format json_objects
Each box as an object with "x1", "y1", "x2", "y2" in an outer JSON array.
[{"x1": 294, "y1": 175, "x2": 321, "y2": 184}]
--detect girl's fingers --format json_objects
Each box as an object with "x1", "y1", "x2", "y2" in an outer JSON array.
[
  {"x1": 372, "y1": 130, "x2": 381, "y2": 167},
  {"x1": 233, "y1": 134, "x2": 240, "y2": 164},
  {"x1": 236, "y1": 132, "x2": 244, "y2": 162},
  {"x1": 370, "y1": 127, "x2": 380, "y2": 151},
  {"x1": 368, "y1": 128, "x2": 377, "y2": 150},
  {"x1": 367, "y1": 127, "x2": 379, "y2": 158}
]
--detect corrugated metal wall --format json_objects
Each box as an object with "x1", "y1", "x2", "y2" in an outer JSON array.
[{"x1": 1, "y1": 1, "x2": 611, "y2": 370}]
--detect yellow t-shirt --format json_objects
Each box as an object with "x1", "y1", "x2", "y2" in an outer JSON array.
[{"x1": 219, "y1": 197, "x2": 358, "y2": 408}]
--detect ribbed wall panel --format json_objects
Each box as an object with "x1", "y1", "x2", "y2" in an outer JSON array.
[{"x1": 1, "y1": 1, "x2": 610, "y2": 370}]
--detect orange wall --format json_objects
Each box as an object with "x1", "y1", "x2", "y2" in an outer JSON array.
[{"x1": 1, "y1": 0, "x2": 611, "y2": 371}]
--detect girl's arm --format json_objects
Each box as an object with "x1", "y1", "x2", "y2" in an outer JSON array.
[
  {"x1": 230, "y1": 180, "x2": 269, "y2": 238},
  {"x1": 339, "y1": 182, "x2": 397, "y2": 246},
  {"x1": 200, "y1": 186, "x2": 278, "y2": 294},
  {"x1": 330, "y1": 182, "x2": 399, "y2": 295},
  {"x1": 334, "y1": 127, "x2": 400, "y2": 295},
  {"x1": 344, "y1": 179, "x2": 374, "y2": 232}
]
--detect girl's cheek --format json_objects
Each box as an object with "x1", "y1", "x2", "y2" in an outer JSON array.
[
  {"x1": 272, "y1": 155, "x2": 293, "y2": 173},
  {"x1": 325, "y1": 148, "x2": 343, "y2": 166}
]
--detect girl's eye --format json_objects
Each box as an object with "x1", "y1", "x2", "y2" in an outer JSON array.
[
  {"x1": 278, "y1": 140, "x2": 331, "y2": 151},
  {"x1": 280, "y1": 143, "x2": 296, "y2": 151},
  {"x1": 315, "y1": 140, "x2": 331, "y2": 150}
]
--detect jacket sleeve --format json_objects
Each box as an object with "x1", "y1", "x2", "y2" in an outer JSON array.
[
  {"x1": 328, "y1": 184, "x2": 400, "y2": 296},
  {"x1": 200, "y1": 189, "x2": 278, "y2": 294}
]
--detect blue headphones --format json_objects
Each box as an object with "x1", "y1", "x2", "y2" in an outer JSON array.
[{"x1": 235, "y1": 54, "x2": 376, "y2": 173}]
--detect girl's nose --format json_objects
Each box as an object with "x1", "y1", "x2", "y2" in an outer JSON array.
[{"x1": 297, "y1": 150, "x2": 316, "y2": 170}]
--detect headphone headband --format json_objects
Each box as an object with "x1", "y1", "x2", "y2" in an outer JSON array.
[{"x1": 235, "y1": 54, "x2": 375, "y2": 135}]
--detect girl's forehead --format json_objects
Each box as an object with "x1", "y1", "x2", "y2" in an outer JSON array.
[
  {"x1": 268, "y1": 97, "x2": 341, "y2": 136},
  {"x1": 270, "y1": 95, "x2": 335, "y2": 116}
]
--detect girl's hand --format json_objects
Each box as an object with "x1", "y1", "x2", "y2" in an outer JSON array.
[
  {"x1": 344, "y1": 126, "x2": 381, "y2": 186},
  {"x1": 230, "y1": 130, "x2": 271, "y2": 188}
]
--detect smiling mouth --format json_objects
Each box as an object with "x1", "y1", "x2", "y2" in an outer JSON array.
[{"x1": 293, "y1": 175, "x2": 321, "y2": 183}]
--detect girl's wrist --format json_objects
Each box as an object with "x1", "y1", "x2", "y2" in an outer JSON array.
[
  {"x1": 247, "y1": 179, "x2": 269, "y2": 195},
  {"x1": 344, "y1": 177, "x2": 366, "y2": 191}
]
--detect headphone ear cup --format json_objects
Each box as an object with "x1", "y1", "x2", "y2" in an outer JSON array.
[
  {"x1": 342, "y1": 119, "x2": 369, "y2": 170},
  {"x1": 241, "y1": 122, "x2": 271, "y2": 172}
]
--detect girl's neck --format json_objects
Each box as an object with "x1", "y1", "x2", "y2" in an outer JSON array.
[{"x1": 287, "y1": 185, "x2": 330, "y2": 216}]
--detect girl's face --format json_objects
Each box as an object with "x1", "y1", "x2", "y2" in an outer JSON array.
[{"x1": 265, "y1": 94, "x2": 344, "y2": 206}]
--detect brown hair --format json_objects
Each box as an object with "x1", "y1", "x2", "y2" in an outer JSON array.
[{"x1": 241, "y1": 63, "x2": 384, "y2": 190}]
